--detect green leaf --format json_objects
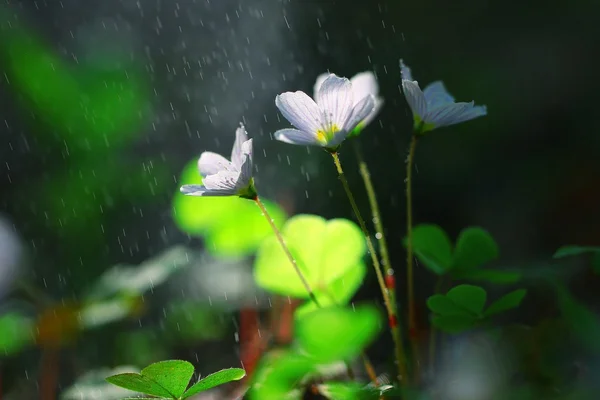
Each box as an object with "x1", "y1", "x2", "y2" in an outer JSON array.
[
  {"x1": 556, "y1": 285, "x2": 600, "y2": 353},
  {"x1": 105, "y1": 373, "x2": 174, "y2": 398},
  {"x1": 452, "y1": 227, "x2": 499, "y2": 271},
  {"x1": 294, "y1": 262, "x2": 366, "y2": 319},
  {"x1": 254, "y1": 215, "x2": 365, "y2": 298},
  {"x1": 484, "y1": 289, "x2": 527, "y2": 317},
  {"x1": 206, "y1": 198, "x2": 286, "y2": 258},
  {"x1": 431, "y1": 314, "x2": 478, "y2": 334},
  {"x1": 452, "y1": 268, "x2": 522, "y2": 284},
  {"x1": 140, "y1": 360, "x2": 194, "y2": 398},
  {"x1": 247, "y1": 350, "x2": 315, "y2": 400},
  {"x1": 295, "y1": 305, "x2": 381, "y2": 363},
  {"x1": 553, "y1": 245, "x2": 600, "y2": 258},
  {"x1": 317, "y1": 382, "x2": 381, "y2": 400},
  {"x1": 0, "y1": 312, "x2": 34, "y2": 356},
  {"x1": 446, "y1": 285, "x2": 487, "y2": 316},
  {"x1": 406, "y1": 224, "x2": 453, "y2": 274},
  {"x1": 183, "y1": 368, "x2": 245, "y2": 398},
  {"x1": 426, "y1": 295, "x2": 472, "y2": 316}
]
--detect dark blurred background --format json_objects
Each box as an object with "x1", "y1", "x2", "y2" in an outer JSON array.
[{"x1": 1, "y1": 0, "x2": 599, "y2": 398}]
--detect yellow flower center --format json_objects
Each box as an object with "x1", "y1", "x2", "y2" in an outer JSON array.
[{"x1": 316, "y1": 124, "x2": 340, "y2": 144}]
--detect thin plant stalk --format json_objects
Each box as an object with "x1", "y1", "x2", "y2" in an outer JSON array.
[
  {"x1": 406, "y1": 132, "x2": 419, "y2": 377},
  {"x1": 254, "y1": 196, "x2": 320, "y2": 307},
  {"x1": 351, "y1": 140, "x2": 403, "y2": 384},
  {"x1": 351, "y1": 140, "x2": 393, "y2": 276},
  {"x1": 330, "y1": 151, "x2": 408, "y2": 384}
]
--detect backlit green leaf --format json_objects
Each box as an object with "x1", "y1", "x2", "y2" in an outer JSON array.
[
  {"x1": 295, "y1": 262, "x2": 366, "y2": 319},
  {"x1": 452, "y1": 227, "x2": 499, "y2": 271},
  {"x1": 183, "y1": 368, "x2": 245, "y2": 398},
  {"x1": 254, "y1": 215, "x2": 365, "y2": 298},
  {"x1": 446, "y1": 285, "x2": 487, "y2": 316},
  {"x1": 295, "y1": 305, "x2": 381, "y2": 363},
  {"x1": 407, "y1": 224, "x2": 453, "y2": 274},
  {"x1": 484, "y1": 289, "x2": 527, "y2": 317},
  {"x1": 207, "y1": 199, "x2": 286, "y2": 258},
  {"x1": 247, "y1": 350, "x2": 315, "y2": 400},
  {"x1": 141, "y1": 360, "x2": 194, "y2": 398},
  {"x1": 317, "y1": 382, "x2": 381, "y2": 400}
]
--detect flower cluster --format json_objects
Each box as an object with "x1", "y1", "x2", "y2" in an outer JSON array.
[{"x1": 180, "y1": 62, "x2": 486, "y2": 198}]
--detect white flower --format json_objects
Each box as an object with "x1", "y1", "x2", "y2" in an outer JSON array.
[
  {"x1": 180, "y1": 124, "x2": 256, "y2": 198},
  {"x1": 400, "y1": 60, "x2": 487, "y2": 133},
  {"x1": 274, "y1": 74, "x2": 375, "y2": 150},
  {"x1": 313, "y1": 71, "x2": 384, "y2": 134}
]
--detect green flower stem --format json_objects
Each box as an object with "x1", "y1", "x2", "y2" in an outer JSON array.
[
  {"x1": 351, "y1": 140, "x2": 393, "y2": 275},
  {"x1": 330, "y1": 151, "x2": 408, "y2": 384},
  {"x1": 254, "y1": 196, "x2": 320, "y2": 307},
  {"x1": 406, "y1": 132, "x2": 419, "y2": 378},
  {"x1": 351, "y1": 140, "x2": 404, "y2": 384}
]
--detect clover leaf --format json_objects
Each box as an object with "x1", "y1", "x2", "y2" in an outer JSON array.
[
  {"x1": 254, "y1": 215, "x2": 366, "y2": 311},
  {"x1": 452, "y1": 227, "x2": 499, "y2": 271},
  {"x1": 248, "y1": 350, "x2": 316, "y2": 400},
  {"x1": 407, "y1": 224, "x2": 453, "y2": 274},
  {"x1": 406, "y1": 224, "x2": 517, "y2": 283},
  {"x1": 427, "y1": 285, "x2": 527, "y2": 333},
  {"x1": 105, "y1": 360, "x2": 245, "y2": 399},
  {"x1": 295, "y1": 305, "x2": 381, "y2": 363}
]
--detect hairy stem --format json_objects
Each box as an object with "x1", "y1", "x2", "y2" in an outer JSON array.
[
  {"x1": 351, "y1": 141, "x2": 393, "y2": 275},
  {"x1": 254, "y1": 196, "x2": 320, "y2": 307},
  {"x1": 330, "y1": 151, "x2": 408, "y2": 384}
]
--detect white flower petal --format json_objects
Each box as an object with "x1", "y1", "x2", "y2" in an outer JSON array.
[
  {"x1": 238, "y1": 138, "x2": 254, "y2": 185},
  {"x1": 424, "y1": 102, "x2": 487, "y2": 128},
  {"x1": 231, "y1": 124, "x2": 249, "y2": 168},
  {"x1": 401, "y1": 80, "x2": 427, "y2": 120},
  {"x1": 316, "y1": 74, "x2": 354, "y2": 132},
  {"x1": 360, "y1": 97, "x2": 384, "y2": 128},
  {"x1": 203, "y1": 170, "x2": 242, "y2": 191},
  {"x1": 400, "y1": 59, "x2": 414, "y2": 81},
  {"x1": 275, "y1": 91, "x2": 322, "y2": 134},
  {"x1": 350, "y1": 71, "x2": 379, "y2": 105},
  {"x1": 423, "y1": 81, "x2": 455, "y2": 110},
  {"x1": 313, "y1": 72, "x2": 330, "y2": 98},
  {"x1": 198, "y1": 152, "x2": 233, "y2": 177},
  {"x1": 327, "y1": 95, "x2": 374, "y2": 147},
  {"x1": 180, "y1": 184, "x2": 235, "y2": 197},
  {"x1": 274, "y1": 128, "x2": 321, "y2": 146}
]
